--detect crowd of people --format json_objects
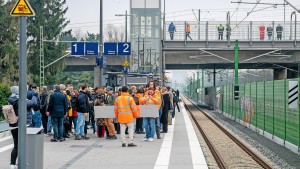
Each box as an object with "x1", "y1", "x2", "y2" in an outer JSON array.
[
  {"x1": 168, "y1": 22, "x2": 284, "y2": 41},
  {"x1": 6, "y1": 81, "x2": 180, "y2": 168}
]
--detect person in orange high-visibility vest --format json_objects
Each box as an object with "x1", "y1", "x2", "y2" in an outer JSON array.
[
  {"x1": 114, "y1": 86, "x2": 139, "y2": 147},
  {"x1": 141, "y1": 87, "x2": 160, "y2": 142}
]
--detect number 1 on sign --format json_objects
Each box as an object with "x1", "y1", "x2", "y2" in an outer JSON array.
[
  {"x1": 123, "y1": 43, "x2": 129, "y2": 53},
  {"x1": 73, "y1": 43, "x2": 77, "y2": 53}
]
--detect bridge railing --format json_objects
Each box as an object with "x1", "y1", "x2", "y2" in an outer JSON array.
[{"x1": 164, "y1": 21, "x2": 300, "y2": 41}]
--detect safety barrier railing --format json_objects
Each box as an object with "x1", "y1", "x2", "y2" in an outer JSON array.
[{"x1": 164, "y1": 21, "x2": 300, "y2": 42}]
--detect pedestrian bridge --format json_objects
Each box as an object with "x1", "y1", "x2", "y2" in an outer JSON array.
[
  {"x1": 163, "y1": 21, "x2": 300, "y2": 70},
  {"x1": 65, "y1": 20, "x2": 300, "y2": 71}
]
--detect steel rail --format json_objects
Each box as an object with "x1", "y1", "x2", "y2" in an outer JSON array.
[{"x1": 182, "y1": 95, "x2": 272, "y2": 169}]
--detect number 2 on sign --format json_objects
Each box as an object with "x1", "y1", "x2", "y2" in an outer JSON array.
[
  {"x1": 123, "y1": 43, "x2": 129, "y2": 53},
  {"x1": 73, "y1": 43, "x2": 77, "y2": 53}
]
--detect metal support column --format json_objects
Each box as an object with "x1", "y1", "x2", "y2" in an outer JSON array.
[
  {"x1": 40, "y1": 26, "x2": 44, "y2": 88},
  {"x1": 99, "y1": 0, "x2": 104, "y2": 87},
  {"x1": 19, "y1": 16, "x2": 27, "y2": 169},
  {"x1": 198, "y1": 9, "x2": 200, "y2": 40},
  {"x1": 250, "y1": 21, "x2": 253, "y2": 46}
]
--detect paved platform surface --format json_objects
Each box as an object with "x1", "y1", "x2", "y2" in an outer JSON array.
[{"x1": 0, "y1": 103, "x2": 207, "y2": 169}]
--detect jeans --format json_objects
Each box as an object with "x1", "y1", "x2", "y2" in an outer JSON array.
[
  {"x1": 170, "y1": 33, "x2": 174, "y2": 40},
  {"x1": 69, "y1": 116, "x2": 78, "y2": 133},
  {"x1": 10, "y1": 128, "x2": 18, "y2": 165},
  {"x1": 268, "y1": 35, "x2": 272, "y2": 40},
  {"x1": 47, "y1": 115, "x2": 52, "y2": 133},
  {"x1": 143, "y1": 118, "x2": 155, "y2": 139},
  {"x1": 52, "y1": 117, "x2": 64, "y2": 140},
  {"x1": 31, "y1": 111, "x2": 42, "y2": 128},
  {"x1": 76, "y1": 112, "x2": 85, "y2": 136}
]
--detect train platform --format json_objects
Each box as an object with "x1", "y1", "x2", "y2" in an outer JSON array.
[{"x1": 0, "y1": 102, "x2": 207, "y2": 169}]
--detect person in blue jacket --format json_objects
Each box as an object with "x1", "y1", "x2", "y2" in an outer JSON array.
[
  {"x1": 8, "y1": 86, "x2": 37, "y2": 169},
  {"x1": 168, "y1": 22, "x2": 176, "y2": 40}
]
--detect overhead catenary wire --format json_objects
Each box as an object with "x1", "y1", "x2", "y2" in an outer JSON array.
[{"x1": 233, "y1": 0, "x2": 261, "y2": 30}]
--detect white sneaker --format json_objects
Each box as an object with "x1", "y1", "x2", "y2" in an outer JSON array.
[
  {"x1": 142, "y1": 138, "x2": 148, "y2": 141},
  {"x1": 148, "y1": 138, "x2": 153, "y2": 142},
  {"x1": 10, "y1": 165, "x2": 17, "y2": 169}
]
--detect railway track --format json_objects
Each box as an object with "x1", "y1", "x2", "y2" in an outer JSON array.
[{"x1": 181, "y1": 95, "x2": 272, "y2": 169}]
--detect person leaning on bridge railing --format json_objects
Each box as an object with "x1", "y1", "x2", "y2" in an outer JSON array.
[
  {"x1": 259, "y1": 23, "x2": 265, "y2": 40},
  {"x1": 168, "y1": 22, "x2": 176, "y2": 40},
  {"x1": 267, "y1": 25, "x2": 273, "y2": 40},
  {"x1": 276, "y1": 24, "x2": 283, "y2": 40},
  {"x1": 226, "y1": 24, "x2": 231, "y2": 40},
  {"x1": 217, "y1": 24, "x2": 224, "y2": 40}
]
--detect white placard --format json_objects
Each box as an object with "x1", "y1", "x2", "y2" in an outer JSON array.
[
  {"x1": 140, "y1": 105, "x2": 159, "y2": 118},
  {"x1": 94, "y1": 105, "x2": 159, "y2": 118},
  {"x1": 94, "y1": 106, "x2": 115, "y2": 118}
]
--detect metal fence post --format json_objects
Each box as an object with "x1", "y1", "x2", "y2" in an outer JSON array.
[
  {"x1": 264, "y1": 81, "x2": 266, "y2": 132},
  {"x1": 250, "y1": 82, "x2": 252, "y2": 125},
  {"x1": 256, "y1": 82, "x2": 258, "y2": 127},
  {"x1": 272, "y1": 21, "x2": 275, "y2": 47},
  {"x1": 299, "y1": 77, "x2": 300, "y2": 147},
  {"x1": 273, "y1": 80, "x2": 275, "y2": 137},
  {"x1": 206, "y1": 21, "x2": 208, "y2": 47},
  {"x1": 284, "y1": 79, "x2": 287, "y2": 142},
  {"x1": 250, "y1": 21, "x2": 253, "y2": 46}
]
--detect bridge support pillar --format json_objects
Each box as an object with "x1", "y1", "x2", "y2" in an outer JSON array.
[
  {"x1": 273, "y1": 68, "x2": 287, "y2": 80},
  {"x1": 94, "y1": 66, "x2": 101, "y2": 87}
]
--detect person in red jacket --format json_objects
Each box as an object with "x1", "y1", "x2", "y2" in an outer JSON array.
[{"x1": 259, "y1": 24, "x2": 265, "y2": 40}]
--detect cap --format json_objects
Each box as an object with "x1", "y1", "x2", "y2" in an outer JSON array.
[{"x1": 107, "y1": 86, "x2": 113, "y2": 91}]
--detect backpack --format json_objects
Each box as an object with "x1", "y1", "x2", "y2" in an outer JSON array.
[
  {"x1": 2, "y1": 105, "x2": 18, "y2": 124},
  {"x1": 173, "y1": 92, "x2": 178, "y2": 103},
  {"x1": 71, "y1": 95, "x2": 78, "y2": 109}
]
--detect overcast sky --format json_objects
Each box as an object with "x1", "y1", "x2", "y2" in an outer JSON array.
[{"x1": 65, "y1": 0, "x2": 300, "y2": 34}]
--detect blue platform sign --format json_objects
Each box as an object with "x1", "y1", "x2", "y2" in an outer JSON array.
[
  {"x1": 71, "y1": 42, "x2": 85, "y2": 55},
  {"x1": 104, "y1": 43, "x2": 117, "y2": 55},
  {"x1": 118, "y1": 42, "x2": 131, "y2": 55},
  {"x1": 85, "y1": 42, "x2": 98, "y2": 55}
]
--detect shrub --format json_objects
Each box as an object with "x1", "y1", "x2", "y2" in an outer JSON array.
[{"x1": 0, "y1": 83, "x2": 11, "y2": 121}]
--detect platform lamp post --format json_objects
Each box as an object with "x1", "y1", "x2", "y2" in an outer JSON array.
[
  {"x1": 234, "y1": 40, "x2": 239, "y2": 100},
  {"x1": 116, "y1": 11, "x2": 132, "y2": 86}
]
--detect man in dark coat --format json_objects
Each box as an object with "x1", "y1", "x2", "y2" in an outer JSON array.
[
  {"x1": 47, "y1": 85, "x2": 68, "y2": 142},
  {"x1": 161, "y1": 86, "x2": 171, "y2": 133},
  {"x1": 75, "y1": 83, "x2": 90, "y2": 140},
  {"x1": 40, "y1": 86, "x2": 49, "y2": 134}
]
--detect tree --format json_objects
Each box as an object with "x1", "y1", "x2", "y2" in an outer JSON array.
[
  {"x1": 86, "y1": 32, "x2": 99, "y2": 42},
  {"x1": 27, "y1": 0, "x2": 70, "y2": 86},
  {"x1": 0, "y1": 1, "x2": 19, "y2": 85},
  {"x1": 105, "y1": 24, "x2": 124, "y2": 42}
]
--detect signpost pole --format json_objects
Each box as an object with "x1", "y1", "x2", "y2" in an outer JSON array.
[
  {"x1": 19, "y1": 16, "x2": 27, "y2": 169},
  {"x1": 125, "y1": 10, "x2": 128, "y2": 86},
  {"x1": 99, "y1": 0, "x2": 104, "y2": 87}
]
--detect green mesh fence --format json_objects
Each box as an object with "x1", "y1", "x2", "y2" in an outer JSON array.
[
  {"x1": 219, "y1": 79, "x2": 300, "y2": 146},
  {"x1": 186, "y1": 77, "x2": 300, "y2": 147},
  {"x1": 256, "y1": 82, "x2": 265, "y2": 130}
]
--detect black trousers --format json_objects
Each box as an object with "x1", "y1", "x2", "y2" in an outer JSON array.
[
  {"x1": 162, "y1": 123, "x2": 168, "y2": 133},
  {"x1": 135, "y1": 118, "x2": 143, "y2": 132},
  {"x1": 11, "y1": 128, "x2": 18, "y2": 165},
  {"x1": 218, "y1": 33, "x2": 223, "y2": 40},
  {"x1": 114, "y1": 123, "x2": 120, "y2": 134},
  {"x1": 41, "y1": 115, "x2": 48, "y2": 133}
]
